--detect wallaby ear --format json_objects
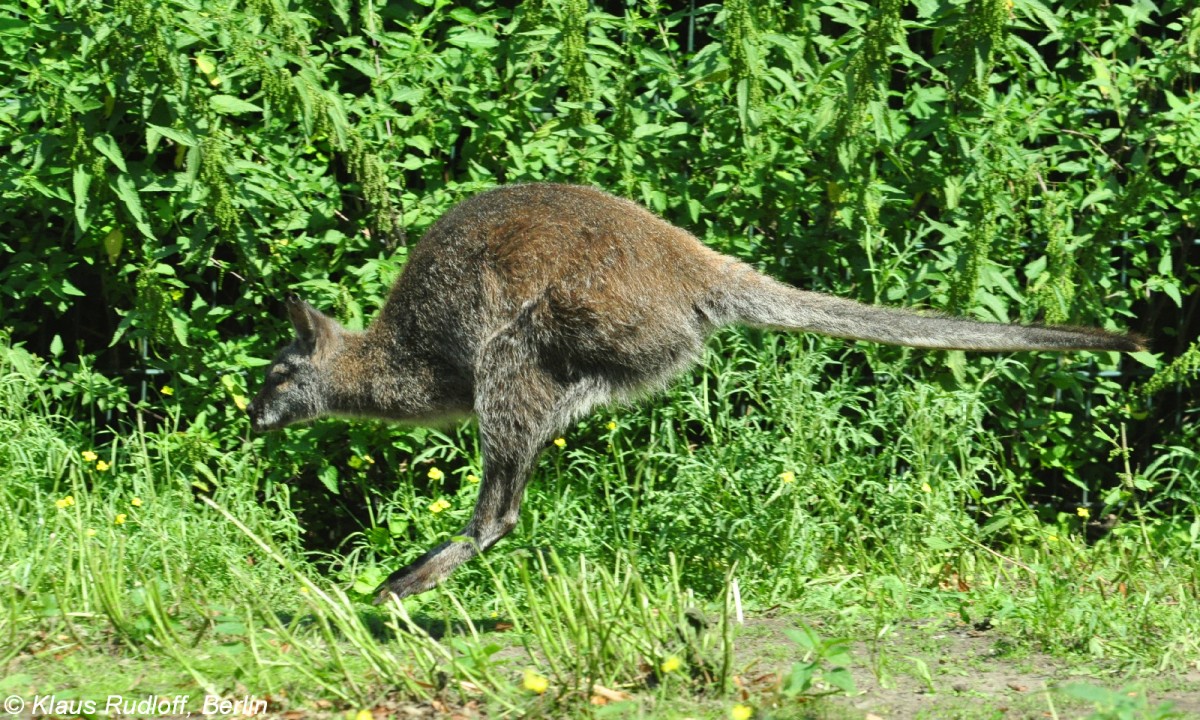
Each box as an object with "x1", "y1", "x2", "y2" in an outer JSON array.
[{"x1": 285, "y1": 294, "x2": 341, "y2": 353}]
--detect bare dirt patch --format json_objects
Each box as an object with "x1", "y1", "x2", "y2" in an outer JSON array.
[{"x1": 734, "y1": 616, "x2": 1200, "y2": 719}]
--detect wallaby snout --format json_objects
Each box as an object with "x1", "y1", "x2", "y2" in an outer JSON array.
[{"x1": 245, "y1": 397, "x2": 275, "y2": 433}]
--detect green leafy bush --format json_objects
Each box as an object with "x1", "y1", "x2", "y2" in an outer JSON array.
[{"x1": 1, "y1": 0, "x2": 1197, "y2": 550}]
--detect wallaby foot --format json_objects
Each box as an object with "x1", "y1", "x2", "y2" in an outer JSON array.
[{"x1": 373, "y1": 539, "x2": 477, "y2": 603}]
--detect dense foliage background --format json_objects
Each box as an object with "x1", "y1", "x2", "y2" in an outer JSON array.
[{"x1": 2, "y1": 0, "x2": 1198, "y2": 578}]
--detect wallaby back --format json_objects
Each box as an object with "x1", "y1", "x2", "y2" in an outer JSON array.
[
  {"x1": 375, "y1": 183, "x2": 738, "y2": 398},
  {"x1": 383, "y1": 183, "x2": 1142, "y2": 355}
]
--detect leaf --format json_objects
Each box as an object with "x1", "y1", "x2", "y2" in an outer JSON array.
[
  {"x1": 390, "y1": 87, "x2": 424, "y2": 105},
  {"x1": 1025, "y1": 255, "x2": 1047, "y2": 281},
  {"x1": 1012, "y1": 0, "x2": 1060, "y2": 32},
  {"x1": 318, "y1": 465, "x2": 340, "y2": 495},
  {"x1": 945, "y1": 350, "x2": 967, "y2": 385},
  {"x1": 352, "y1": 567, "x2": 383, "y2": 594},
  {"x1": 0, "y1": 17, "x2": 28, "y2": 36},
  {"x1": 447, "y1": 29, "x2": 498, "y2": 49},
  {"x1": 943, "y1": 176, "x2": 965, "y2": 211},
  {"x1": 330, "y1": 0, "x2": 351, "y2": 26},
  {"x1": 170, "y1": 313, "x2": 190, "y2": 347},
  {"x1": 980, "y1": 516, "x2": 1011, "y2": 536},
  {"x1": 103, "y1": 228, "x2": 124, "y2": 264},
  {"x1": 195, "y1": 54, "x2": 216, "y2": 75},
  {"x1": 387, "y1": 516, "x2": 408, "y2": 537},
  {"x1": 209, "y1": 94, "x2": 262, "y2": 114},
  {"x1": 406, "y1": 135, "x2": 433, "y2": 153},
  {"x1": 1129, "y1": 351, "x2": 1159, "y2": 369},
  {"x1": 661, "y1": 122, "x2": 689, "y2": 138},
  {"x1": 341, "y1": 55, "x2": 378, "y2": 79},
  {"x1": 1080, "y1": 187, "x2": 1114, "y2": 210},
  {"x1": 631, "y1": 123, "x2": 666, "y2": 139},
  {"x1": 73, "y1": 166, "x2": 91, "y2": 232},
  {"x1": 92, "y1": 134, "x2": 127, "y2": 172},
  {"x1": 824, "y1": 667, "x2": 857, "y2": 694},
  {"x1": 784, "y1": 627, "x2": 820, "y2": 652},
  {"x1": 783, "y1": 662, "x2": 816, "y2": 695},
  {"x1": 911, "y1": 0, "x2": 939, "y2": 18},
  {"x1": 141, "y1": 176, "x2": 187, "y2": 192},
  {"x1": 147, "y1": 124, "x2": 198, "y2": 147},
  {"x1": 924, "y1": 536, "x2": 957, "y2": 550},
  {"x1": 1162, "y1": 283, "x2": 1182, "y2": 307},
  {"x1": 112, "y1": 174, "x2": 155, "y2": 239},
  {"x1": 1157, "y1": 252, "x2": 1172, "y2": 275}
]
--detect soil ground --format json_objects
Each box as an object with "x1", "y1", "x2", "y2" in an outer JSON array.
[{"x1": 734, "y1": 616, "x2": 1200, "y2": 720}]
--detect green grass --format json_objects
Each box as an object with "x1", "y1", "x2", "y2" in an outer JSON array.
[{"x1": 2, "y1": 332, "x2": 1198, "y2": 718}]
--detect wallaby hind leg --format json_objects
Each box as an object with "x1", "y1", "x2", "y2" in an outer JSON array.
[
  {"x1": 374, "y1": 328, "x2": 608, "y2": 603},
  {"x1": 372, "y1": 441, "x2": 535, "y2": 603}
]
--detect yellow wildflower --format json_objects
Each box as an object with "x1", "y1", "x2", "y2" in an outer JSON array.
[
  {"x1": 96, "y1": 460, "x2": 110, "y2": 472},
  {"x1": 427, "y1": 467, "x2": 445, "y2": 481},
  {"x1": 1076, "y1": 507, "x2": 1090, "y2": 519},
  {"x1": 429, "y1": 498, "x2": 451, "y2": 514},
  {"x1": 86, "y1": 528, "x2": 97, "y2": 537},
  {"x1": 921, "y1": 482, "x2": 932, "y2": 493},
  {"x1": 353, "y1": 710, "x2": 373, "y2": 720},
  {"x1": 466, "y1": 474, "x2": 480, "y2": 484},
  {"x1": 606, "y1": 421, "x2": 617, "y2": 431},
  {"x1": 523, "y1": 669, "x2": 549, "y2": 694},
  {"x1": 131, "y1": 497, "x2": 142, "y2": 507},
  {"x1": 233, "y1": 394, "x2": 248, "y2": 411},
  {"x1": 115, "y1": 513, "x2": 127, "y2": 525},
  {"x1": 731, "y1": 705, "x2": 753, "y2": 720},
  {"x1": 779, "y1": 471, "x2": 796, "y2": 484},
  {"x1": 660, "y1": 656, "x2": 682, "y2": 673},
  {"x1": 348, "y1": 456, "x2": 363, "y2": 469},
  {"x1": 362, "y1": 455, "x2": 374, "y2": 465},
  {"x1": 161, "y1": 385, "x2": 174, "y2": 396},
  {"x1": 553, "y1": 437, "x2": 566, "y2": 449},
  {"x1": 82, "y1": 450, "x2": 98, "y2": 462},
  {"x1": 55, "y1": 495, "x2": 75, "y2": 509}
]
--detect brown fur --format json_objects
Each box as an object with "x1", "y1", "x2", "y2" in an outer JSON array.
[{"x1": 245, "y1": 183, "x2": 1144, "y2": 602}]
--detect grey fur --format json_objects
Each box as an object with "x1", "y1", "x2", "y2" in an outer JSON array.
[{"x1": 245, "y1": 183, "x2": 1144, "y2": 602}]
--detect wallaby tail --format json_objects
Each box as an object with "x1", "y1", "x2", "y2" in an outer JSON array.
[{"x1": 714, "y1": 268, "x2": 1145, "y2": 353}]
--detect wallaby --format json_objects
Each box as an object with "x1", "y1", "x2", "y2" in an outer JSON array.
[{"x1": 246, "y1": 183, "x2": 1144, "y2": 603}]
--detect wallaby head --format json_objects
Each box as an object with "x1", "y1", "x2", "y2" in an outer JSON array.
[{"x1": 247, "y1": 295, "x2": 347, "y2": 433}]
